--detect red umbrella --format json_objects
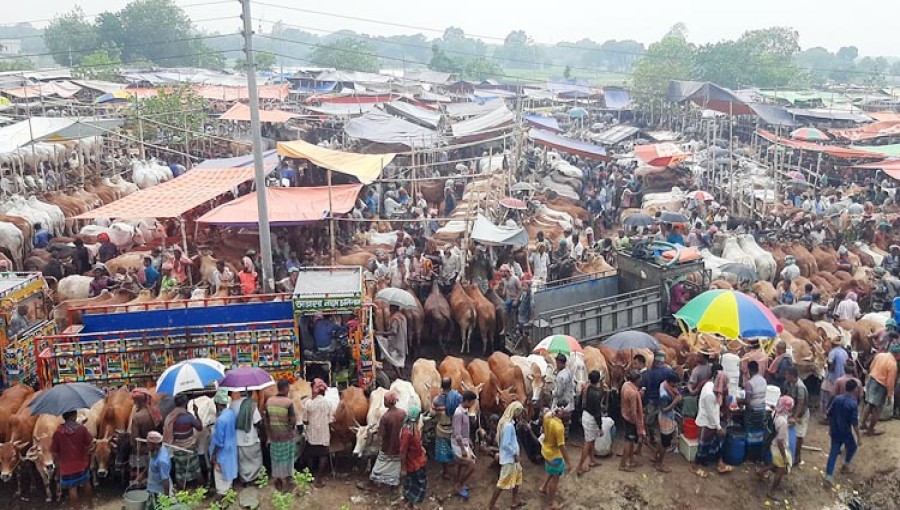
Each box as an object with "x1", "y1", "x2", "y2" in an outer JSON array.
[{"x1": 500, "y1": 197, "x2": 527, "y2": 210}]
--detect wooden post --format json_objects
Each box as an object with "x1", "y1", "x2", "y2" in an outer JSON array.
[
  {"x1": 328, "y1": 169, "x2": 336, "y2": 265},
  {"x1": 180, "y1": 219, "x2": 192, "y2": 286}
]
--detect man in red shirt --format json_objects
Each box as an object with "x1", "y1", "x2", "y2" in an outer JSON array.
[
  {"x1": 51, "y1": 410, "x2": 94, "y2": 510},
  {"x1": 619, "y1": 370, "x2": 646, "y2": 472}
]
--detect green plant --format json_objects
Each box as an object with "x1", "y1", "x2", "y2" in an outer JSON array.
[
  {"x1": 255, "y1": 466, "x2": 269, "y2": 489},
  {"x1": 157, "y1": 487, "x2": 207, "y2": 510},
  {"x1": 340, "y1": 505, "x2": 350, "y2": 510},
  {"x1": 271, "y1": 490, "x2": 294, "y2": 510},
  {"x1": 157, "y1": 494, "x2": 176, "y2": 510},
  {"x1": 292, "y1": 468, "x2": 315, "y2": 493}
]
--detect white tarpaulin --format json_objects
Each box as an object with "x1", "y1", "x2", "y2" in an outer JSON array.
[
  {"x1": 446, "y1": 99, "x2": 504, "y2": 118},
  {"x1": 344, "y1": 108, "x2": 440, "y2": 148},
  {"x1": 451, "y1": 105, "x2": 515, "y2": 139},
  {"x1": 0, "y1": 117, "x2": 122, "y2": 154},
  {"x1": 383, "y1": 101, "x2": 443, "y2": 129},
  {"x1": 470, "y1": 214, "x2": 528, "y2": 247}
]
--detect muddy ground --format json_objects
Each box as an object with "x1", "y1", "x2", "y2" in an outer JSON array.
[{"x1": 5, "y1": 418, "x2": 899, "y2": 510}]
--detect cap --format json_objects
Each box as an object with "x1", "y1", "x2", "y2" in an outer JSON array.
[
  {"x1": 214, "y1": 389, "x2": 230, "y2": 405},
  {"x1": 654, "y1": 351, "x2": 666, "y2": 361},
  {"x1": 147, "y1": 431, "x2": 163, "y2": 444}
]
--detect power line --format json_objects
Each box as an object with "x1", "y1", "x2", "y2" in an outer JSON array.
[
  {"x1": 0, "y1": 1, "x2": 235, "y2": 26},
  {"x1": 5, "y1": 15, "x2": 240, "y2": 44},
  {"x1": 0, "y1": 34, "x2": 238, "y2": 62}
]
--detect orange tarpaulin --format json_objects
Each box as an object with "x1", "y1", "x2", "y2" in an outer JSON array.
[
  {"x1": 756, "y1": 128, "x2": 884, "y2": 159},
  {"x1": 634, "y1": 143, "x2": 691, "y2": 167},
  {"x1": 869, "y1": 112, "x2": 900, "y2": 123},
  {"x1": 830, "y1": 121, "x2": 900, "y2": 142},
  {"x1": 220, "y1": 103, "x2": 298, "y2": 123},
  {"x1": 857, "y1": 159, "x2": 900, "y2": 180},
  {"x1": 197, "y1": 184, "x2": 363, "y2": 226}
]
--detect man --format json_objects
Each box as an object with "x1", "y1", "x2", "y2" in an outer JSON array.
[
  {"x1": 89, "y1": 266, "x2": 113, "y2": 297},
  {"x1": 376, "y1": 304, "x2": 408, "y2": 379},
  {"x1": 171, "y1": 247, "x2": 192, "y2": 284},
  {"x1": 539, "y1": 402, "x2": 572, "y2": 510},
  {"x1": 798, "y1": 283, "x2": 815, "y2": 302},
  {"x1": 785, "y1": 366, "x2": 810, "y2": 466},
  {"x1": 364, "y1": 188, "x2": 378, "y2": 216},
  {"x1": 833, "y1": 360, "x2": 863, "y2": 401},
  {"x1": 301, "y1": 378, "x2": 334, "y2": 488},
  {"x1": 577, "y1": 370, "x2": 604, "y2": 475},
  {"x1": 51, "y1": 410, "x2": 94, "y2": 510},
  {"x1": 73, "y1": 238, "x2": 92, "y2": 275},
  {"x1": 160, "y1": 263, "x2": 178, "y2": 292},
  {"x1": 693, "y1": 364, "x2": 732, "y2": 477},
  {"x1": 823, "y1": 337, "x2": 849, "y2": 414},
  {"x1": 742, "y1": 340, "x2": 769, "y2": 377},
  {"x1": 451, "y1": 390, "x2": 477, "y2": 499},
  {"x1": 757, "y1": 396, "x2": 794, "y2": 496},
  {"x1": 860, "y1": 346, "x2": 900, "y2": 436},
  {"x1": 209, "y1": 390, "x2": 238, "y2": 498},
  {"x1": 656, "y1": 373, "x2": 683, "y2": 473},
  {"x1": 163, "y1": 394, "x2": 204, "y2": 489},
  {"x1": 641, "y1": 351, "x2": 676, "y2": 460},
  {"x1": 825, "y1": 379, "x2": 862, "y2": 486},
  {"x1": 33, "y1": 222, "x2": 51, "y2": 249},
  {"x1": 8, "y1": 304, "x2": 30, "y2": 337},
  {"x1": 530, "y1": 244, "x2": 550, "y2": 282},
  {"x1": 767, "y1": 340, "x2": 793, "y2": 390},
  {"x1": 499, "y1": 264, "x2": 522, "y2": 334},
  {"x1": 265, "y1": 379, "x2": 297, "y2": 491},
  {"x1": 145, "y1": 431, "x2": 171, "y2": 509},
  {"x1": 231, "y1": 390, "x2": 263, "y2": 483},
  {"x1": 834, "y1": 292, "x2": 861, "y2": 322},
  {"x1": 312, "y1": 312, "x2": 339, "y2": 352},
  {"x1": 432, "y1": 379, "x2": 457, "y2": 479},
  {"x1": 741, "y1": 360, "x2": 768, "y2": 462},
  {"x1": 488, "y1": 402, "x2": 525, "y2": 510},
  {"x1": 631, "y1": 353, "x2": 647, "y2": 374},
  {"x1": 138, "y1": 256, "x2": 160, "y2": 291},
  {"x1": 687, "y1": 353, "x2": 711, "y2": 395},
  {"x1": 211, "y1": 260, "x2": 233, "y2": 294},
  {"x1": 364, "y1": 392, "x2": 407, "y2": 493},
  {"x1": 97, "y1": 232, "x2": 119, "y2": 263},
  {"x1": 780, "y1": 256, "x2": 800, "y2": 283},
  {"x1": 131, "y1": 388, "x2": 161, "y2": 482},
  {"x1": 552, "y1": 354, "x2": 575, "y2": 412},
  {"x1": 399, "y1": 406, "x2": 427, "y2": 509},
  {"x1": 620, "y1": 370, "x2": 645, "y2": 472}
]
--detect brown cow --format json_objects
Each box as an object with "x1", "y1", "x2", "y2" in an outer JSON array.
[
  {"x1": 0, "y1": 390, "x2": 41, "y2": 496},
  {"x1": 811, "y1": 245, "x2": 837, "y2": 273},
  {"x1": 487, "y1": 352, "x2": 527, "y2": 414},
  {"x1": 581, "y1": 346, "x2": 610, "y2": 390},
  {"x1": 411, "y1": 359, "x2": 442, "y2": 414},
  {"x1": 424, "y1": 280, "x2": 452, "y2": 354},
  {"x1": 439, "y1": 356, "x2": 474, "y2": 391},
  {"x1": 401, "y1": 291, "x2": 425, "y2": 355},
  {"x1": 467, "y1": 359, "x2": 492, "y2": 393},
  {"x1": 465, "y1": 283, "x2": 497, "y2": 355},
  {"x1": 30, "y1": 414, "x2": 63, "y2": 502},
  {"x1": 0, "y1": 385, "x2": 34, "y2": 442},
  {"x1": 752, "y1": 281, "x2": 780, "y2": 308},
  {"x1": 449, "y1": 282, "x2": 477, "y2": 353},
  {"x1": 331, "y1": 386, "x2": 368, "y2": 448}
]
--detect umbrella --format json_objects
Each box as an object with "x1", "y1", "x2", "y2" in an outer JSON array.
[
  {"x1": 156, "y1": 359, "x2": 226, "y2": 395},
  {"x1": 568, "y1": 107, "x2": 588, "y2": 119},
  {"x1": 94, "y1": 90, "x2": 131, "y2": 104},
  {"x1": 660, "y1": 211, "x2": 689, "y2": 224},
  {"x1": 718, "y1": 263, "x2": 759, "y2": 281},
  {"x1": 786, "y1": 171, "x2": 806, "y2": 181},
  {"x1": 500, "y1": 197, "x2": 527, "y2": 210},
  {"x1": 790, "y1": 127, "x2": 830, "y2": 142},
  {"x1": 533, "y1": 335, "x2": 582, "y2": 356},
  {"x1": 623, "y1": 213, "x2": 655, "y2": 228},
  {"x1": 675, "y1": 289, "x2": 782, "y2": 339},
  {"x1": 219, "y1": 366, "x2": 275, "y2": 391},
  {"x1": 375, "y1": 288, "x2": 419, "y2": 310},
  {"x1": 785, "y1": 179, "x2": 811, "y2": 188},
  {"x1": 29, "y1": 383, "x2": 106, "y2": 415},
  {"x1": 603, "y1": 331, "x2": 660, "y2": 350},
  {"x1": 688, "y1": 190, "x2": 714, "y2": 201}
]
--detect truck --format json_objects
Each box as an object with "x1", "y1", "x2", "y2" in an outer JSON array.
[
  {"x1": 527, "y1": 251, "x2": 708, "y2": 348},
  {"x1": 0, "y1": 272, "x2": 55, "y2": 388}
]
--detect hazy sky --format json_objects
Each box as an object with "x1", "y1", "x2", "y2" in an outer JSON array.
[{"x1": 13, "y1": 0, "x2": 900, "y2": 57}]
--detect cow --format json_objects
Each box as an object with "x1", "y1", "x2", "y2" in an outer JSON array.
[
  {"x1": 487, "y1": 352, "x2": 528, "y2": 416},
  {"x1": 331, "y1": 386, "x2": 368, "y2": 449},
  {"x1": 424, "y1": 280, "x2": 452, "y2": 354},
  {"x1": 352, "y1": 387, "x2": 387, "y2": 458},
  {"x1": 439, "y1": 356, "x2": 474, "y2": 391},
  {"x1": 582, "y1": 346, "x2": 610, "y2": 389},
  {"x1": 464, "y1": 283, "x2": 497, "y2": 355},
  {"x1": 289, "y1": 379, "x2": 312, "y2": 419},
  {"x1": 97, "y1": 388, "x2": 133, "y2": 481},
  {"x1": 510, "y1": 356, "x2": 545, "y2": 405},
  {"x1": 389, "y1": 379, "x2": 421, "y2": 414},
  {"x1": 449, "y1": 282, "x2": 477, "y2": 353},
  {"x1": 411, "y1": 359, "x2": 442, "y2": 414},
  {"x1": 29, "y1": 414, "x2": 63, "y2": 502},
  {"x1": 0, "y1": 390, "x2": 41, "y2": 497},
  {"x1": 0, "y1": 385, "x2": 34, "y2": 442}
]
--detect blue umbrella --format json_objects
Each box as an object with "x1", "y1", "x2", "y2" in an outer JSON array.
[
  {"x1": 603, "y1": 331, "x2": 660, "y2": 350},
  {"x1": 29, "y1": 383, "x2": 106, "y2": 415},
  {"x1": 156, "y1": 359, "x2": 226, "y2": 395}
]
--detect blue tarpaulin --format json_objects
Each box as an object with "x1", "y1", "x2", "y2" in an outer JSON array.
[
  {"x1": 603, "y1": 87, "x2": 632, "y2": 110},
  {"x1": 524, "y1": 114, "x2": 562, "y2": 133},
  {"x1": 529, "y1": 129, "x2": 608, "y2": 160}
]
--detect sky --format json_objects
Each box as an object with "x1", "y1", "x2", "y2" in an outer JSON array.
[{"x1": 12, "y1": 0, "x2": 900, "y2": 57}]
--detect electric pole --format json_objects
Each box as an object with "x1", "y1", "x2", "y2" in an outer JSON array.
[{"x1": 240, "y1": 0, "x2": 275, "y2": 292}]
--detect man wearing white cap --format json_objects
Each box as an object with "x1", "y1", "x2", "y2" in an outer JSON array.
[{"x1": 146, "y1": 431, "x2": 171, "y2": 506}]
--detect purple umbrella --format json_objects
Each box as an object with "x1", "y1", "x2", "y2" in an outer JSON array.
[{"x1": 218, "y1": 366, "x2": 275, "y2": 391}]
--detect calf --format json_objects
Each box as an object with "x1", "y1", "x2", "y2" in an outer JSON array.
[
  {"x1": 411, "y1": 359, "x2": 441, "y2": 414},
  {"x1": 29, "y1": 414, "x2": 63, "y2": 502}
]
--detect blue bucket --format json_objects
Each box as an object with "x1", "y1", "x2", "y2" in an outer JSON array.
[
  {"x1": 745, "y1": 428, "x2": 765, "y2": 446},
  {"x1": 724, "y1": 427, "x2": 746, "y2": 466}
]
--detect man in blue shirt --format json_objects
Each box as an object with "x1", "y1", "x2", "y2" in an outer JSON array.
[
  {"x1": 825, "y1": 380, "x2": 861, "y2": 486},
  {"x1": 312, "y1": 312, "x2": 338, "y2": 351},
  {"x1": 140, "y1": 256, "x2": 160, "y2": 290},
  {"x1": 280, "y1": 161, "x2": 297, "y2": 187},
  {"x1": 364, "y1": 188, "x2": 378, "y2": 217},
  {"x1": 33, "y1": 222, "x2": 51, "y2": 249},
  {"x1": 145, "y1": 431, "x2": 170, "y2": 505},
  {"x1": 640, "y1": 351, "x2": 675, "y2": 458},
  {"x1": 210, "y1": 390, "x2": 238, "y2": 497}
]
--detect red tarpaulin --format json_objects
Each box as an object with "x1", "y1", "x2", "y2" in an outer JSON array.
[
  {"x1": 756, "y1": 128, "x2": 885, "y2": 159},
  {"x1": 197, "y1": 184, "x2": 363, "y2": 227},
  {"x1": 830, "y1": 121, "x2": 900, "y2": 142},
  {"x1": 856, "y1": 159, "x2": 900, "y2": 180},
  {"x1": 220, "y1": 103, "x2": 298, "y2": 123},
  {"x1": 634, "y1": 143, "x2": 691, "y2": 167},
  {"x1": 529, "y1": 129, "x2": 608, "y2": 160}
]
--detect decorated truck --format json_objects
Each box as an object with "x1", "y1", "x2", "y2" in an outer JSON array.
[{"x1": 0, "y1": 272, "x2": 55, "y2": 388}]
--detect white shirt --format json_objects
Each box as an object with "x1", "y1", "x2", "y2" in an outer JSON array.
[
  {"x1": 780, "y1": 264, "x2": 800, "y2": 282},
  {"x1": 530, "y1": 251, "x2": 550, "y2": 280},
  {"x1": 383, "y1": 197, "x2": 401, "y2": 218},
  {"x1": 834, "y1": 299, "x2": 860, "y2": 322},
  {"x1": 230, "y1": 398, "x2": 262, "y2": 446},
  {"x1": 573, "y1": 242, "x2": 585, "y2": 260},
  {"x1": 695, "y1": 381, "x2": 721, "y2": 430}
]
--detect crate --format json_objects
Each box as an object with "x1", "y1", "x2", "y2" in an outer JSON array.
[{"x1": 678, "y1": 434, "x2": 699, "y2": 463}]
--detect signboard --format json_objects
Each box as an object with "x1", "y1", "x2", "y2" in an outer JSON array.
[{"x1": 292, "y1": 295, "x2": 362, "y2": 313}]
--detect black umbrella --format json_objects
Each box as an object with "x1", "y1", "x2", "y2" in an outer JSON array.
[
  {"x1": 660, "y1": 211, "x2": 689, "y2": 224},
  {"x1": 603, "y1": 331, "x2": 660, "y2": 350},
  {"x1": 623, "y1": 213, "x2": 655, "y2": 228},
  {"x1": 29, "y1": 383, "x2": 106, "y2": 415},
  {"x1": 718, "y1": 263, "x2": 759, "y2": 282}
]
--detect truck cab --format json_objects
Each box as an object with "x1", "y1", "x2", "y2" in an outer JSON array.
[{"x1": 0, "y1": 272, "x2": 55, "y2": 387}]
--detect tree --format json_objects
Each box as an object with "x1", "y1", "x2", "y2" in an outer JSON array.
[
  {"x1": 563, "y1": 65, "x2": 572, "y2": 79},
  {"x1": 0, "y1": 59, "x2": 34, "y2": 72},
  {"x1": 234, "y1": 51, "x2": 277, "y2": 72},
  {"x1": 494, "y1": 30, "x2": 541, "y2": 69},
  {"x1": 73, "y1": 49, "x2": 122, "y2": 81},
  {"x1": 43, "y1": 7, "x2": 100, "y2": 66},
  {"x1": 736, "y1": 27, "x2": 799, "y2": 87},
  {"x1": 631, "y1": 24, "x2": 695, "y2": 99},
  {"x1": 133, "y1": 85, "x2": 208, "y2": 142},
  {"x1": 462, "y1": 57, "x2": 502, "y2": 81},
  {"x1": 892, "y1": 61, "x2": 900, "y2": 81},
  {"x1": 310, "y1": 37, "x2": 379, "y2": 72},
  {"x1": 428, "y1": 44, "x2": 460, "y2": 74},
  {"x1": 836, "y1": 46, "x2": 859, "y2": 62}
]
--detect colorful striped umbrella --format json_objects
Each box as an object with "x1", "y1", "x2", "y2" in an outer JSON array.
[
  {"x1": 790, "y1": 127, "x2": 830, "y2": 142},
  {"x1": 533, "y1": 335, "x2": 582, "y2": 355},
  {"x1": 674, "y1": 289, "x2": 782, "y2": 339},
  {"x1": 156, "y1": 359, "x2": 226, "y2": 395},
  {"x1": 94, "y1": 90, "x2": 131, "y2": 104}
]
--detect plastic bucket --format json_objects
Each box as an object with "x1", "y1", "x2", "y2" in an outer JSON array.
[
  {"x1": 682, "y1": 417, "x2": 699, "y2": 440},
  {"x1": 745, "y1": 428, "x2": 765, "y2": 446},
  {"x1": 124, "y1": 490, "x2": 149, "y2": 510},
  {"x1": 724, "y1": 426, "x2": 746, "y2": 466},
  {"x1": 765, "y1": 385, "x2": 781, "y2": 408}
]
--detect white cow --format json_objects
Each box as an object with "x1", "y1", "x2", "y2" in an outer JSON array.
[
  {"x1": 737, "y1": 234, "x2": 777, "y2": 282},
  {"x1": 55, "y1": 275, "x2": 93, "y2": 301},
  {"x1": 721, "y1": 237, "x2": 756, "y2": 270},
  {"x1": 353, "y1": 387, "x2": 387, "y2": 457},
  {"x1": 0, "y1": 221, "x2": 25, "y2": 268}
]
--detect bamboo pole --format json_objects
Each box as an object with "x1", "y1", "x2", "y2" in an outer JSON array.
[{"x1": 328, "y1": 169, "x2": 336, "y2": 265}]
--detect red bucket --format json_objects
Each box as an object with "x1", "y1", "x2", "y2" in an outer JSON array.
[{"x1": 683, "y1": 418, "x2": 699, "y2": 440}]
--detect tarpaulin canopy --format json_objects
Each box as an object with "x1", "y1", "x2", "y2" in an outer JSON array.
[
  {"x1": 524, "y1": 114, "x2": 562, "y2": 133},
  {"x1": 74, "y1": 166, "x2": 276, "y2": 220},
  {"x1": 451, "y1": 105, "x2": 515, "y2": 139},
  {"x1": 603, "y1": 87, "x2": 632, "y2": 110},
  {"x1": 667, "y1": 80, "x2": 754, "y2": 115},
  {"x1": 304, "y1": 103, "x2": 376, "y2": 117},
  {"x1": 869, "y1": 112, "x2": 900, "y2": 122},
  {"x1": 193, "y1": 150, "x2": 279, "y2": 170},
  {"x1": 220, "y1": 103, "x2": 299, "y2": 123},
  {"x1": 634, "y1": 143, "x2": 691, "y2": 167},
  {"x1": 1, "y1": 81, "x2": 82, "y2": 99},
  {"x1": 786, "y1": 107, "x2": 871, "y2": 123},
  {"x1": 305, "y1": 93, "x2": 394, "y2": 104},
  {"x1": 857, "y1": 159, "x2": 900, "y2": 180},
  {"x1": 851, "y1": 144, "x2": 900, "y2": 158},
  {"x1": 197, "y1": 184, "x2": 362, "y2": 227},
  {"x1": 748, "y1": 103, "x2": 797, "y2": 127},
  {"x1": 470, "y1": 214, "x2": 528, "y2": 248},
  {"x1": 593, "y1": 125, "x2": 640, "y2": 145},
  {"x1": 830, "y1": 121, "x2": 900, "y2": 142},
  {"x1": 194, "y1": 84, "x2": 289, "y2": 101},
  {"x1": 277, "y1": 139, "x2": 394, "y2": 184},
  {"x1": 344, "y1": 108, "x2": 440, "y2": 148},
  {"x1": 383, "y1": 101, "x2": 443, "y2": 129},
  {"x1": 0, "y1": 117, "x2": 122, "y2": 154},
  {"x1": 756, "y1": 128, "x2": 884, "y2": 159},
  {"x1": 529, "y1": 129, "x2": 608, "y2": 160},
  {"x1": 445, "y1": 99, "x2": 503, "y2": 118}
]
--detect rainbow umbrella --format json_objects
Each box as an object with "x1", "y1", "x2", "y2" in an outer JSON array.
[
  {"x1": 533, "y1": 335, "x2": 582, "y2": 356},
  {"x1": 674, "y1": 289, "x2": 782, "y2": 339},
  {"x1": 94, "y1": 90, "x2": 131, "y2": 104},
  {"x1": 790, "y1": 127, "x2": 830, "y2": 142}
]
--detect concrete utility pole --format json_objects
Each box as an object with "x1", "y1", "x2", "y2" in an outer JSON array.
[{"x1": 240, "y1": 0, "x2": 275, "y2": 292}]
